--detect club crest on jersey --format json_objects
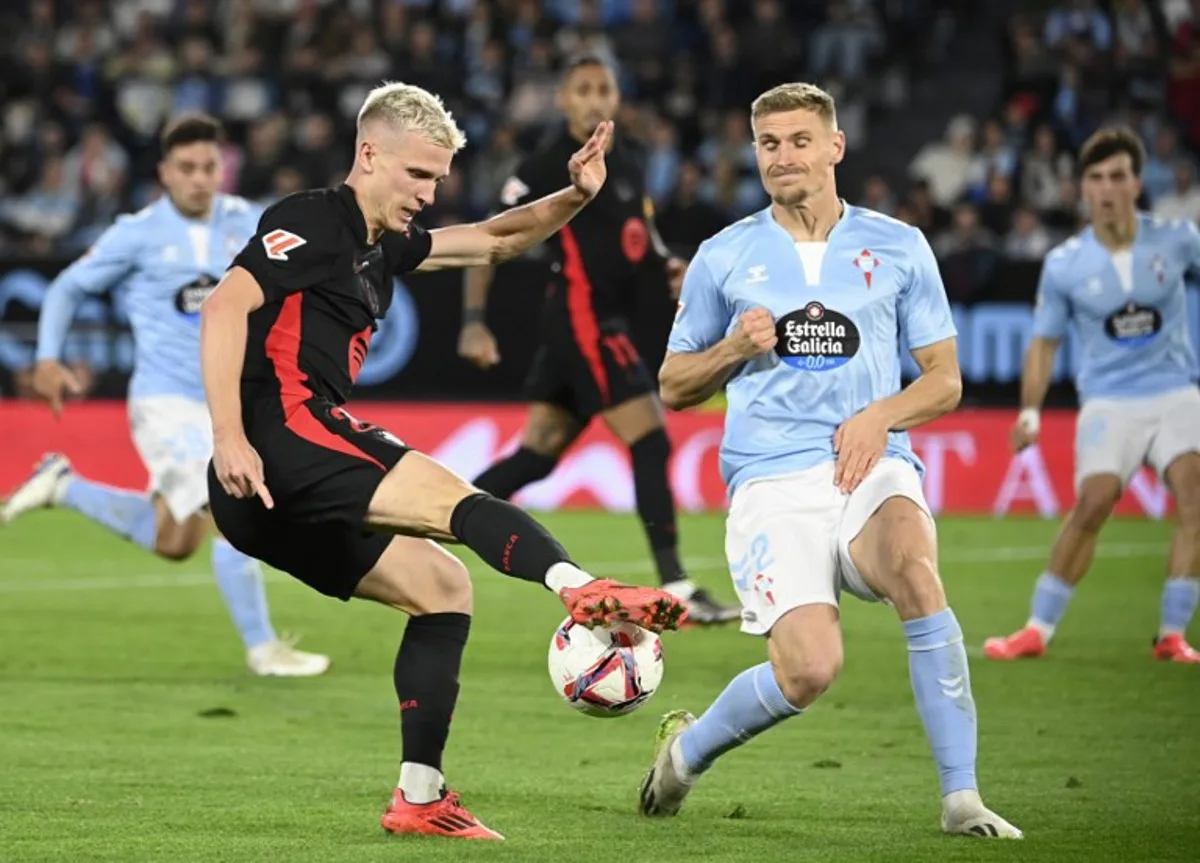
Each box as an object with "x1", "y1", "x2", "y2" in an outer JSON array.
[
  {"x1": 263, "y1": 229, "x2": 306, "y2": 260},
  {"x1": 175, "y1": 274, "x2": 220, "y2": 318},
  {"x1": 774, "y1": 302, "x2": 861, "y2": 371},
  {"x1": 1104, "y1": 302, "x2": 1162, "y2": 347},
  {"x1": 852, "y1": 249, "x2": 880, "y2": 288}
]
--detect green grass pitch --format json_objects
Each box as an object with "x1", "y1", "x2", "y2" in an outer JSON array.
[{"x1": 1, "y1": 510, "x2": 1197, "y2": 862}]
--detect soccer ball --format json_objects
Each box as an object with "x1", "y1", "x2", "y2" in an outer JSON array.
[{"x1": 547, "y1": 617, "x2": 664, "y2": 718}]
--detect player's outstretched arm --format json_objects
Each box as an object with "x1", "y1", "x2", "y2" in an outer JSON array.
[
  {"x1": 200, "y1": 267, "x2": 273, "y2": 507},
  {"x1": 659, "y1": 308, "x2": 777, "y2": 410},
  {"x1": 1011, "y1": 336, "x2": 1060, "y2": 451},
  {"x1": 417, "y1": 121, "x2": 613, "y2": 272}
]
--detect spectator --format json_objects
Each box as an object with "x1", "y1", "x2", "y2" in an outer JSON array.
[
  {"x1": 1004, "y1": 205, "x2": 1056, "y2": 261},
  {"x1": 908, "y1": 115, "x2": 976, "y2": 208},
  {"x1": 1153, "y1": 161, "x2": 1200, "y2": 222}
]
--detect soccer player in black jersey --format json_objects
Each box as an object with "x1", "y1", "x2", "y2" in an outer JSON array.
[
  {"x1": 458, "y1": 56, "x2": 740, "y2": 625},
  {"x1": 201, "y1": 81, "x2": 686, "y2": 841}
]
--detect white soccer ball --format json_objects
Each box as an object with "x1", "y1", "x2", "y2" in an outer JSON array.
[{"x1": 547, "y1": 617, "x2": 664, "y2": 718}]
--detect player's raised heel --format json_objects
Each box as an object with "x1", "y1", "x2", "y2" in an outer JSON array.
[
  {"x1": 2, "y1": 454, "x2": 72, "y2": 524},
  {"x1": 983, "y1": 626, "x2": 1046, "y2": 661},
  {"x1": 639, "y1": 710, "x2": 697, "y2": 817},
  {"x1": 941, "y1": 790, "x2": 1024, "y2": 839},
  {"x1": 1152, "y1": 633, "x2": 1200, "y2": 664},
  {"x1": 381, "y1": 788, "x2": 504, "y2": 840},
  {"x1": 560, "y1": 579, "x2": 688, "y2": 633}
]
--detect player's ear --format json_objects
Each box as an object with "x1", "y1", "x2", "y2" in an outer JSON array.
[{"x1": 831, "y1": 130, "x2": 846, "y2": 167}]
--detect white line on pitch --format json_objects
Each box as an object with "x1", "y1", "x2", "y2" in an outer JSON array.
[{"x1": 0, "y1": 541, "x2": 1168, "y2": 594}]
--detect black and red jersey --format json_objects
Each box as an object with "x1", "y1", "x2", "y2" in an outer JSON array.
[
  {"x1": 498, "y1": 130, "x2": 665, "y2": 325},
  {"x1": 231, "y1": 184, "x2": 430, "y2": 417}
]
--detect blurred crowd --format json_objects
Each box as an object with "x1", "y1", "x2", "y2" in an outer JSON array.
[{"x1": 0, "y1": 0, "x2": 1196, "y2": 272}]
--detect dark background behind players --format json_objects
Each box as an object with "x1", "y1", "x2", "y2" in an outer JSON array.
[{"x1": 0, "y1": 0, "x2": 1196, "y2": 408}]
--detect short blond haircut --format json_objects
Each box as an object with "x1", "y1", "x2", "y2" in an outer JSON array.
[
  {"x1": 751, "y1": 83, "x2": 838, "y2": 133},
  {"x1": 357, "y1": 81, "x2": 467, "y2": 152}
]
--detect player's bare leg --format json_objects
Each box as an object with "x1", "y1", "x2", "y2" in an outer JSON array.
[
  {"x1": 472, "y1": 402, "x2": 581, "y2": 499},
  {"x1": 640, "y1": 604, "x2": 832, "y2": 816},
  {"x1": 602, "y1": 394, "x2": 740, "y2": 625},
  {"x1": 353, "y1": 536, "x2": 502, "y2": 840},
  {"x1": 1, "y1": 454, "x2": 328, "y2": 676},
  {"x1": 365, "y1": 451, "x2": 686, "y2": 631},
  {"x1": 852, "y1": 497, "x2": 1021, "y2": 839},
  {"x1": 1154, "y1": 453, "x2": 1200, "y2": 663},
  {"x1": 984, "y1": 474, "x2": 1121, "y2": 660}
]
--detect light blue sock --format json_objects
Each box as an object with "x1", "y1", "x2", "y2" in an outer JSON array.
[
  {"x1": 677, "y1": 661, "x2": 802, "y2": 774},
  {"x1": 1029, "y1": 571, "x2": 1074, "y2": 634},
  {"x1": 61, "y1": 477, "x2": 157, "y2": 551},
  {"x1": 211, "y1": 539, "x2": 277, "y2": 650},
  {"x1": 905, "y1": 608, "x2": 977, "y2": 797},
  {"x1": 1160, "y1": 577, "x2": 1200, "y2": 637}
]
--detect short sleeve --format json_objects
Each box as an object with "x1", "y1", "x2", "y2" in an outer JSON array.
[
  {"x1": 231, "y1": 194, "x2": 340, "y2": 304},
  {"x1": 1181, "y1": 219, "x2": 1200, "y2": 273},
  {"x1": 898, "y1": 228, "x2": 958, "y2": 349},
  {"x1": 666, "y1": 252, "x2": 730, "y2": 353},
  {"x1": 384, "y1": 222, "x2": 433, "y2": 275},
  {"x1": 1031, "y1": 258, "x2": 1070, "y2": 340}
]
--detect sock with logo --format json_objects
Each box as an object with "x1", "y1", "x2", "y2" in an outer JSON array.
[
  {"x1": 675, "y1": 662, "x2": 803, "y2": 776},
  {"x1": 449, "y1": 492, "x2": 585, "y2": 590},
  {"x1": 61, "y1": 477, "x2": 157, "y2": 551},
  {"x1": 472, "y1": 447, "x2": 559, "y2": 500},
  {"x1": 1027, "y1": 571, "x2": 1074, "y2": 641},
  {"x1": 1159, "y1": 576, "x2": 1200, "y2": 638},
  {"x1": 396, "y1": 612, "x2": 470, "y2": 803},
  {"x1": 905, "y1": 608, "x2": 977, "y2": 795}
]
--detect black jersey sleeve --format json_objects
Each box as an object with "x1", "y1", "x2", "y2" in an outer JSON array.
[
  {"x1": 232, "y1": 192, "x2": 342, "y2": 304},
  {"x1": 382, "y1": 222, "x2": 433, "y2": 275}
]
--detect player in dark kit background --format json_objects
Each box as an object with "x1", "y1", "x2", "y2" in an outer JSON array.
[
  {"x1": 200, "y1": 81, "x2": 686, "y2": 842},
  {"x1": 458, "y1": 57, "x2": 740, "y2": 625}
]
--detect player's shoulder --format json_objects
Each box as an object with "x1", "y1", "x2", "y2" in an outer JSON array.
[
  {"x1": 1042, "y1": 229, "x2": 1092, "y2": 276},
  {"x1": 692, "y1": 210, "x2": 771, "y2": 279},
  {"x1": 842, "y1": 205, "x2": 929, "y2": 253},
  {"x1": 259, "y1": 188, "x2": 340, "y2": 227},
  {"x1": 214, "y1": 193, "x2": 260, "y2": 220},
  {"x1": 101, "y1": 201, "x2": 162, "y2": 244},
  {"x1": 1140, "y1": 211, "x2": 1199, "y2": 246}
]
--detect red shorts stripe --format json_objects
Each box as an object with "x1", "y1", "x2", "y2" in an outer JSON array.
[{"x1": 560, "y1": 225, "x2": 610, "y2": 403}]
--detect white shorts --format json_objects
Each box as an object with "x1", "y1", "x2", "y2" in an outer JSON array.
[
  {"x1": 725, "y1": 458, "x2": 933, "y2": 636},
  {"x1": 129, "y1": 396, "x2": 214, "y2": 523},
  {"x1": 1075, "y1": 386, "x2": 1200, "y2": 491}
]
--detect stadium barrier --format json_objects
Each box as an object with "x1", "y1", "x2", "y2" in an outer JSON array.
[{"x1": 0, "y1": 401, "x2": 1172, "y2": 518}]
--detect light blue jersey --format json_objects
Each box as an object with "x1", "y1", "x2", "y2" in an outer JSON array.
[
  {"x1": 36, "y1": 194, "x2": 262, "y2": 401},
  {"x1": 1032, "y1": 213, "x2": 1200, "y2": 402},
  {"x1": 668, "y1": 205, "x2": 957, "y2": 494}
]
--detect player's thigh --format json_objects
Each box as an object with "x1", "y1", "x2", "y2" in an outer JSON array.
[
  {"x1": 1071, "y1": 473, "x2": 1122, "y2": 531},
  {"x1": 726, "y1": 466, "x2": 843, "y2": 637},
  {"x1": 842, "y1": 459, "x2": 943, "y2": 619},
  {"x1": 766, "y1": 603, "x2": 844, "y2": 706},
  {"x1": 1074, "y1": 398, "x2": 1152, "y2": 492},
  {"x1": 365, "y1": 450, "x2": 480, "y2": 541},
  {"x1": 129, "y1": 396, "x2": 213, "y2": 525},
  {"x1": 599, "y1": 392, "x2": 665, "y2": 446},
  {"x1": 1148, "y1": 387, "x2": 1200, "y2": 488},
  {"x1": 209, "y1": 467, "x2": 391, "y2": 601},
  {"x1": 1163, "y1": 452, "x2": 1200, "y2": 526},
  {"x1": 524, "y1": 342, "x2": 590, "y2": 429},
  {"x1": 519, "y1": 401, "x2": 583, "y2": 458},
  {"x1": 353, "y1": 535, "x2": 472, "y2": 616}
]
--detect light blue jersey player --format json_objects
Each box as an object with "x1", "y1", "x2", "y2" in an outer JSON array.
[
  {"x1": 985, "y1": 127, "x2": 1200, "y2": 665},
  {"x1": 1, "y1": 114, "x2": 329, "y2": 677},
  {"x1": 637, "y1": 83, "x2": 1021, "y2": 839}
]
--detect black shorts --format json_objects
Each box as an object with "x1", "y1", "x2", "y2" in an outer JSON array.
[
  {"x1": 208, "y1": 397, "x2": 410, "y2": 600},
  {"x1": 525, "y1": 316, "x2": 655, "y2": 423}
]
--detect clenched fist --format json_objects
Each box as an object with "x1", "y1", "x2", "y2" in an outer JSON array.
[{"x1": 730, "y1": 308, "x2": 777, "y2": 359}]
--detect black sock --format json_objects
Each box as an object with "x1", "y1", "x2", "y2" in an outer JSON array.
[
  {"x1": 395, "y1": 612, "x2": 471, "y2": 773},
  {"x1": 449, "y1": 493, "x2": 573, "y2": 587},
  {"x1": 630, "y1": 430, "x2": 685, "y2": 585},
  {"x1": 473, "y1": 447, "x2": 558, "y2": 500}
]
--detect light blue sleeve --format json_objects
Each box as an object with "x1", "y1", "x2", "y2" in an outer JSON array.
[
  {"x1": 36, "y1": 217, "x2": 140, "y2": 361},
  {"x1": 898, "y1": 228, "x2": 958, "y2": 350},
  {"x1": 1181, "y1": 219, "x2": 1200, "y2": 272},
  {"x1": 666, "y1": 251, "x2": 730, "y2": 353},
  {"x1": 1030, "y1": 257, "x2": 1070, "y2": 340}
]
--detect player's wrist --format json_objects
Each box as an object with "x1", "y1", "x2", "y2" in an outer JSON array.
[
  {"x1": 462, "y1": 308, "x2": 486, "y2": 326},
  {"x1": 1017, "y1": 406, "x2": 1041, "y2": 434}
]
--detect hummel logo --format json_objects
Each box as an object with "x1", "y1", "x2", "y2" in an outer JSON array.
[
  {"x1": 938, "y1": 675, "x2": 964, "y2": 698},
  {"x1": 747, "y1": 265, "x2": 768, "y2": 283}
]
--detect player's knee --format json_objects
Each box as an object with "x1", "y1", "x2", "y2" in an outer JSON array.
[
  {"x1": 523, "y1": 423, "x2": 573, "y2": 458},
  {"x1": 630, "y1": 428, "x2": 671, "y2": 467},
  {"x1": 773, "y1": 650, "x2": 842, "y2": 707},
  {"x1": 885, "y1": 554, "x2": 947, "y2": 620},
  {"x1": 1072, "y1": 486, "x2": 1119, "y2": 533},
  {"x1": 154, "y1": 517, "x2": 205, "y2": 561},
  {"x1": 427, "y1": 554, "x2": 473, "y2": 615}
]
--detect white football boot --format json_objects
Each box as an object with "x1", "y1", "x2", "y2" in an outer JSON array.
[
  {"x1": 639, "y1": 710, "x2": 698, "y2": 816},
  {"x1": 941, "y1": 789, "x2": 1024, "y2": 838},
  {"x1": 247, "y1": 638, "x2": 331, "y2": 677},
  {"x1": 2, "y1": 453, "x2": 72, "y2": 524}
]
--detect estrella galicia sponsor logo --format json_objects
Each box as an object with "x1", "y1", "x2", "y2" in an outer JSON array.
[
  {"x1": 175, "y1": 275, "x2": 220, "y2": 317},
  {"x1": 1104, "y1": 302, "x2": 1161, "y2": 348},
  {"x1": 775, "y1": 302, "x2": 860, "y2": 371}
]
